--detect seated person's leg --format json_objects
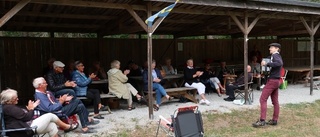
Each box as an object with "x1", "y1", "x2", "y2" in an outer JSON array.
[
  {"x1": 54, "y1": 89, "x2": 76, "y2": 98},
  {"x1": 224, "y1": 84, "x2": 238, "y2": 101},
  {"x1": 86, "y1": 89, "x2": 102, "y2": 115},
  {"x1": 31, "y1": 113, "x2": 59, "y2": 136}
]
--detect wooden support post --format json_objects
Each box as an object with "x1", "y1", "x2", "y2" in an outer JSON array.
[
  {"x1": 146, "y1": 2, "x2": 154, "y2": 120},
  {"x1": 0, "y1": 0, "x2": 30, "y2": 28},
  {"x1": 300, "y1": 16, "x2": 320, "y2": 95},
  {"x1": 230, "y1": 12, "x2": 260, "y2": 104}
]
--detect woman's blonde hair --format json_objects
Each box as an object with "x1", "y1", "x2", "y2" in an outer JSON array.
[
  {"x1": 0, "y1": 88, "x2": 18, "y2": 104},
  {"x1": 110, "y1": 60, "x2": 120, "y2": 68}
]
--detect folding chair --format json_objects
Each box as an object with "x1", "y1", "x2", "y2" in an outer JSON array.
[
  {"x1": 0, "y1": 105, "x2": 38, "y2": 137},
  {"x1": 156, "y1": 106, "x2": 204, "y2": 137},
  {"x1": 234, "y1": 76, "x2": 254, "y2": 103}
]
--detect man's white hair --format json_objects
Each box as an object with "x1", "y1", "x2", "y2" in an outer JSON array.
[{"x1": 33, "y1": 77, "x2": 45, "y2": 88}]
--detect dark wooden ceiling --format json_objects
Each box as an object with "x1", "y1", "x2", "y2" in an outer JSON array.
[{"x1": 1, "y1": 0, "x2": 320, "y2": 37}]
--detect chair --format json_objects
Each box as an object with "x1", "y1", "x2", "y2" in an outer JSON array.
[
  {"x1": 0, "y1": 105, "x2": 38, "y2": 137},
  {"x1": 156, "y1": 106, "x2": 204, "y2": 137},
  {"x1": 279, "y1": 68, "x2": 288, "y2": 90},
  {"x1": 234, "y1": 76, "x2": 254, "y2": 103}
]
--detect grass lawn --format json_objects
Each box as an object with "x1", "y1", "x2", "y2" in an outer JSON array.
[{"x1": 121, "y1": 100, "x2": 320, "y2": 137}]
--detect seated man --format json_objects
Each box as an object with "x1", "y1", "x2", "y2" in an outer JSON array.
[
  {"x1": 224, "y1": 65, "x2": 253, "y2": 102},
  {"x1": 46, "y1": 61, "x2": 77, "y2": 98},
  {"x1": 33, "y1": 77, "x2": 98, "y2": 133},
  {"x1": 184, "y1": 59, "x2": 210, "y2": 105}
]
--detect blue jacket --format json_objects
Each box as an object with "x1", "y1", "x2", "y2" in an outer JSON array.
[
  {"x1": 142, "y1": 68, "x2": 162, "y2": 90},
  {"x1": 34, "y1": 91, "x2": 63, "y2": 112},
  {"x1": 72, "y1": 70, "x2": 92, "y2": 96}
]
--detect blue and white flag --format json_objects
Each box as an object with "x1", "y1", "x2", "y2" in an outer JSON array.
[{"x1": 145, "y1": 0, "x2": 179, "y2": 27}]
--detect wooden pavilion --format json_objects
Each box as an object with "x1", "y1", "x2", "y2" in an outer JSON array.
[{"x1": 1, "y1": 0, "x2": 320, "y2": 116}]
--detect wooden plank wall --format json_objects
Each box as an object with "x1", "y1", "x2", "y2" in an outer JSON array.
[{"x1": 0, "y1": 37, "x2": 318, "y2": 103}]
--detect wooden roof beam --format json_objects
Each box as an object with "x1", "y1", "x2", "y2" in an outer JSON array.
[
  {"x1": 148, "y1": 0, "x2": 320, "y2": 15},
  {"x1": 5, "y1": 0, "x2": 316, "y2": 21},
  {"x1": 0, "y1": 0, "x2": 30, "y2": 27},
  {"x1": 6, "y1": 21, "x2": 100, "y2": 29},
  {"x1": 0, "y1": 11, "x2": 118, "y2": 20},
  {"x1": 123, "y1": 4, "x2": 147, "y2": 32}
]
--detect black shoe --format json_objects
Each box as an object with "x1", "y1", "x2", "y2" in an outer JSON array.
[
  {"x1": 224, "y1": 97, "x2": 235, "y2": 102},
  {"x1": 252, "y1": 120, "x2": 266, "y2": 128},
  {"x1": 266, "y1": 119, "x2": 277, "y2": 125},
  {"x1": 93, "y1": 115, "x2": 104, "y2": 119}
]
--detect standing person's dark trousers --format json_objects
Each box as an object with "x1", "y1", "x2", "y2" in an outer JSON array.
[
  {"x1": 260, "y1": 79, "x2": 280, "y2": 122},
  {"x1": 61, "y1": 98, "x2": 90, "y2": 128}
]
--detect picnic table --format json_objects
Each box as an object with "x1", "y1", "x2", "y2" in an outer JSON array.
[
  {"x1": 91, "y1": 79, "x2": 108, "y2": 84},
  {"x1": 286, "y1": 65, "x2": 320, "y2": 84}
]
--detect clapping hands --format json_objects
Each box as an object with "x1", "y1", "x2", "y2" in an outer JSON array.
[
  {"x1": 27, "y1": 99, "x2": 40, "y2": 110},
  {"x1": 59, "y1": 94, "x2": 73, "y2": 103},
  {"x1": 196, "y1": 71, "x2": 203, "y2": 77},
  {"x1": 124, "y1": 69, "x2": 130, "y2": 75},
  {"x1": 65, "y1": 81, "x2": 77, "y2": 87},
  {"x1": 89, "y1": 73, "x2": 97, "y2": 79}
]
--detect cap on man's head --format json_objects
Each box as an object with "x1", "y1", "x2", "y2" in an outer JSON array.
[
  {"x1": 53, "y1": 61, "x2": 65, "y2": 68},
  {"x1": 269, "y1": 43, "x2": 281, "y2": 49}
]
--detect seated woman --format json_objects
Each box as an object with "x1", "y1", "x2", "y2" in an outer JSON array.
[
  {"x1": 200, "y1": 63, "x2": 225, "y2": 97},
  {"x1": 1, "y1": 88, "x2": 77, "y2": 137},
  {"x1": 72, "y1": 61, "x2": 104, "y2": 119},
  {"x1": 184, "y1": 59, "x2": 210, "y2": 105},
  {"x1": 107, "y1": 60, "x2": 145, "y2": 111},
  {"x1": 143, "y1": 59, "x2": 172, "y2": 111},
  {"x1": 162, "y1": 58, "x2": 176, "y2": 75}
]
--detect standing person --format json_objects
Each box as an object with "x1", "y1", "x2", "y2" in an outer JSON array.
[
  {"x1": 252, "y1": 43, "x2": 283, "y2": 127},
  {"x1": 72, "y1": 61, "x2": 104, "y2": 119},
  {"x1": 184, "y1": 59, "x2": 210, "y2": 105}
]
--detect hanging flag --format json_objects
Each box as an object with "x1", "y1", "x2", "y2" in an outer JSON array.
[{"x1": 145, "y1": 0, "x2": 179, "y2": 27}]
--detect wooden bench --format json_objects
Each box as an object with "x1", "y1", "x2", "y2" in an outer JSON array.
[
  {"x1": 146, "y1": 87, "x2": 198, "y2": 104},
  {"x1": 77, "y1": 93, "x2": 118, "y2": 113},
  {"x1": 305, "y1": 76, "x2": 320, "y2": 90}
]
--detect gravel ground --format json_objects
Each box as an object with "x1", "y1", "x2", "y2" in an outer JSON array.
[{"x1": 61, "y1": 84, "x2": 320, "y2": 136}]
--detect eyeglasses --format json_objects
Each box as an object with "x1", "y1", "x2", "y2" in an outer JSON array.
[{"x1": 12, "y1": 97, "x2": 18, "y2": 100}]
